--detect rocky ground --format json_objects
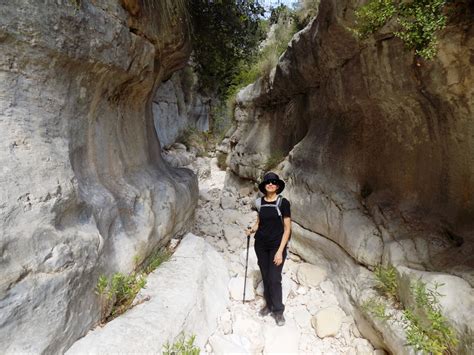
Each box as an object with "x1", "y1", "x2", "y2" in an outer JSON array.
[{"x1": 165, "y1": 145, "x2": 385, "y2": 355}]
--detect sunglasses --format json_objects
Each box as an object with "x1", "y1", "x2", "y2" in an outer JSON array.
[{"x1": 265, "y1": 179, "x2": 279, "y2": 186}]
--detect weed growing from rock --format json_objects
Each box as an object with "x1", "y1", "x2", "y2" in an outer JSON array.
[
  {"x1": 96, "y1": 272, "x2": 147, "y2": 323},
  {"x1": 403, "y1": 280, "x2": 458, "y2": 354},
  {"x1": 365, "y1": 266, "x2": 459, "y2": 354},
  {"x1": 163, "y1": 333, "x2": 200, "y2": 355},
  {"x1": 362, "y1": 297, "x2": 391, "y2": 321},
  {"x1": 95, "y1": 248, "x2": 172, "y2": 323},
  {"x1": 143, "y1": 249, "x2": 172, "y2": 275},
  {"x1": 374, "y1": 264, "x2": 399, "y2": 301}
]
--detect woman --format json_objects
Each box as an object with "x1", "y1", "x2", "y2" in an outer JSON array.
[{"x1": 246, "y1": 172, "x2": 291, "y2": 326}]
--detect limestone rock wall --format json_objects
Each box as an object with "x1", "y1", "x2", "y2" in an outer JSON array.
[
  {"x1": 0, "y1": 0, "x2": 197, "y2": 353},
  {"x1": 224, "y1": 0, "x2": 473, "y2": 353},
  {"x1": 153, "y1": 67, "x2": 210, "y2": 148}
]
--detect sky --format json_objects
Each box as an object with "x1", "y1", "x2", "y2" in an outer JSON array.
[{"x1": 260, "y1": 0, "x2": 298, "y2": 10}]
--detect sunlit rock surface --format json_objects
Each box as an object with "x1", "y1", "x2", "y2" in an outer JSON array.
[
  {"x1": 67, "y1": 234, "x2": 229, "y2": 354},
  {"x1": 224, "y1": 0, "x2": 473, "y2": 353},
  {"x1": 0, "y1": 0, "x2": 197, "y2": 352}
]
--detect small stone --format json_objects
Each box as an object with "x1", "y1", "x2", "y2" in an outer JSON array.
[
  {"x1": 293, "y1": 306, "x2": 311, "y2": 329},
  {"x1": 263, "y1": 324, "x2": 300, "y2": 353},
  {"x1": 297, "y1": 263, "x2": 327, "y2": 287},
  {"x1": 312, "y1": 306, "x2": 345, "y2": 338},
  {"x1": 296, "y1": 285, "x2": 308, "y2": 295},
  {"x1": 220, "y1": 195, "x2": 236, "y2": 209},
  {"x1": 228, "y1": 277, "x2": 255, "y2": 301},
  {"x1": 220, "y1": 311, "x2": 232, "y2": 335}
]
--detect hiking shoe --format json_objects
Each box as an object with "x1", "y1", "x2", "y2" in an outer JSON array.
[
  {"x1": 259, "y1": 306, "x2": 272, "y2": 317},
  {"x1": 274, "y1": 313, "x2": 285, "y2": 326}
]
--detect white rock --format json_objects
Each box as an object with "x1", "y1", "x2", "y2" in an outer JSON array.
[
  {"x1": 220, "y1": 195, "x2": 236, "y2": 209},
  {"x1": 219, "y1": 311, "x2": 233, "y2": 335},
  {"x1": 223, "y1": 224, "x2": 245, "y2": 250},
  {"x1": 229, "y1": 277, "x2": 255, "y2": 301},
  {"x1": 282, "y1": 274, "x2": 297, "y2": 303},
  {"x1": 311, "y1": 306, "x2": 346, "y2": 338},
  {"x1": 208, "y1": 334, "x2": 251, "y2": 354},
  {"x1": 320, "y1": 280, "x2": 336, "y2": 294},
  {"x1": 293, "y1": 306, "x2": 312, "y2": 329},
  {"x1": 353, "y1": 338, "x2": 374, "y2": 354},
  {"x1": 233, "y1": 317, "x2": 264, "y2": 353},
  {"x1": 296, "y1": 285, "x2": 308, "y2": 295},
  {"x1": 67, "y1": 234, "x2": 229, "y2": 353},
  {"x1": 373, "y1": 349, "x2": 388, "y2": 355},
  {"x1": 263, "y1": 324, "x2": 300, "y2": 353},
  {"x1": 297, "y1": 263, "x2": 327, "y2": 287}
]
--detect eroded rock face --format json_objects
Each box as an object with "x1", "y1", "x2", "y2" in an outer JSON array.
[
  {"x1": 0, "y1": 0, "x2": 197, "y2": 352},
  {"x1": 153, "y1": 67, "x2": 210, "y2": 148},
  {"x1": 224, "y1": 0, "x2": 473, "y2": 353}
]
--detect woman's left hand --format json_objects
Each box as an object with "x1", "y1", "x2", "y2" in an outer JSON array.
[{"x1": 273, "y1": 251, "x2": 283, "y2": 266}]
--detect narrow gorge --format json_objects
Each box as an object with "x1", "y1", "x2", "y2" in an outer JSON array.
[{"x1": 0, "y1": 0, "x2": 472, "y2": 354}]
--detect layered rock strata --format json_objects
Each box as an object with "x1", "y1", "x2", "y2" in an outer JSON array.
[
  {"x1": 0, "y1": 0, "x2": 197, "y2": 352},
  {"x1": 223, "y1": 0, "x2": 473, "y2": 353}
]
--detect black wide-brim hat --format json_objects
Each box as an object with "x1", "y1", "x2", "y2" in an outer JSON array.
[{"x1": 258, "y1": 172, "x2": 285, "y2": 194}]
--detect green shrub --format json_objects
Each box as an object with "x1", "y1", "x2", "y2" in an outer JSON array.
[
  {"x1": 362, "y1": 297, "x2": 391, "y2": 321},
  {"x1": 96, "y1": 272, "x2": 147, "y2": 322},
  {"x1": 374, "y1": 264, "x2": 399, "y2": 301},
  {"x1": 403, "y1": 280, "x2": 458, "y2": 354},
  {"x1": 217, "y1": 152, "x2": 228, "y2": 170},
  {"x1": 353, "y1": 0, "x2": 451, "y2": 59},
  {"x1": 189, "y1": 1, "x2": 265, "y2": 100},
  {"x1": 143, "y1": 249, "x2": 171, "y2": 275},
  {"x1": 163, "y1": 333, "x2": 200, "y2": 355}
]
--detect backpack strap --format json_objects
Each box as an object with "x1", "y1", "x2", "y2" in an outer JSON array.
[{"x1": 257, "y1": 196, "x2": 283, "y2": 225}]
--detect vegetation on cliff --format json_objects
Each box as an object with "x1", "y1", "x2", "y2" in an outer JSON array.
[
  {"x1": 189, "y1": 0, "x2": 266, "y2": 100},
  {"x1": 353, "y1": 0, "x2": 472, "y2": 59}
]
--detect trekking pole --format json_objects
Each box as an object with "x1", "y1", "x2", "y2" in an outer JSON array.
[{"x1": 243, "y1": 234, "x2": 250, "y2": 304}]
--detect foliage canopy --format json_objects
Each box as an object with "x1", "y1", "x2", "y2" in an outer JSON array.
[
  {"x1": 189, "y1": 0, "x2": 266, "y2": 99},
  {"x1": 353, "y1": 0, "x2": 470, "y2": 59}
]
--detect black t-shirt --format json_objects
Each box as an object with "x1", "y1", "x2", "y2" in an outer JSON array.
[{"x1": 254, "y1": 196, "x2": 291, "y2": 247}]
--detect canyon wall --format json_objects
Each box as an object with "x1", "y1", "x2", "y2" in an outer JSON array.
[
  {"x1": 153, "y1": 67, "x2": 210, "y2": 148},
  {"x1": 223, "y1": 0, "x2": 473, "y2": 352},
  {"x1": 0, "y1": 0, "x2": 197, "y2": 352}
]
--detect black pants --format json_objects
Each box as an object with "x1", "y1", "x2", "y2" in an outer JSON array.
[{"x1": 254, "y1": 243, "x2": 287, "y2": 314}]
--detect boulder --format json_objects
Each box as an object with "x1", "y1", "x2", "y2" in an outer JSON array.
[
  {"x1": 67, "y1": 235, "x2": 229, "y2": 353},
  {"x1": 228, "y1": 277, "x2": 255, "y2": 302},
  {"x1": 312, "y1": 306, "x2": 346, "y2": 338},
  {"x1": 297, "y1": 263, "x2": 327, "y2": 287}
]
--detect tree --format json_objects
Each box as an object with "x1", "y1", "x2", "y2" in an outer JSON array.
[{"x1": 189, "y1": 0, "x2": 266, "y2": 99}]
